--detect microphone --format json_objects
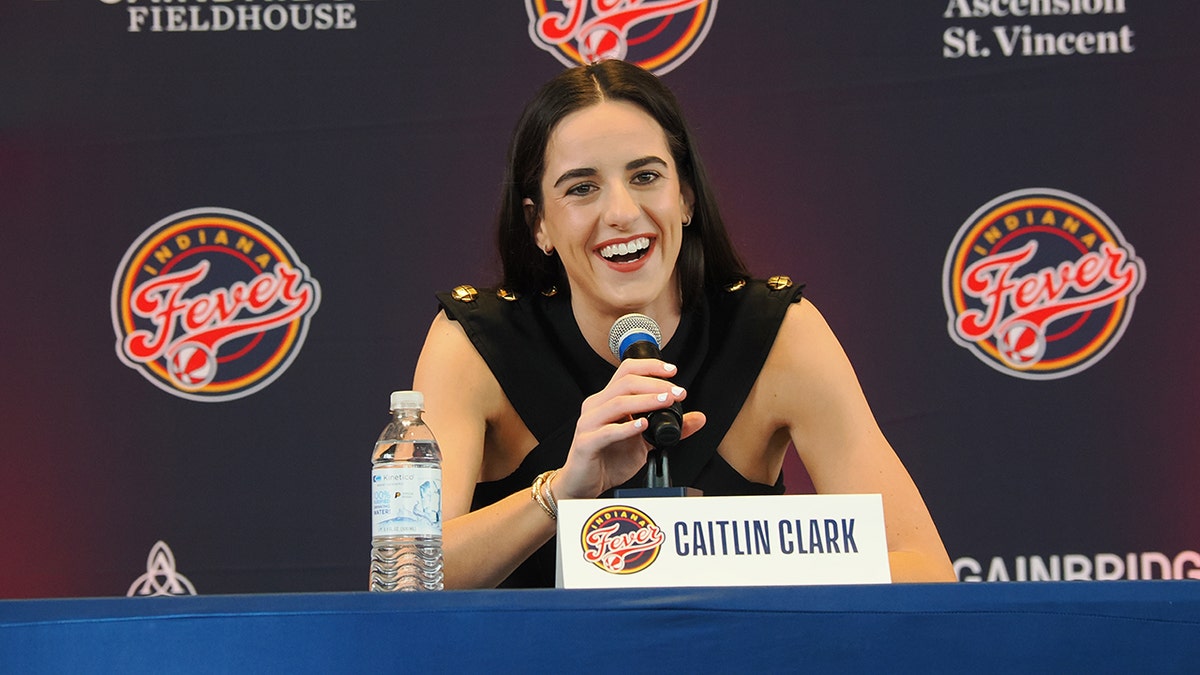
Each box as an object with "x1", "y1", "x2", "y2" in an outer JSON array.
[{"x1": 609, "y1": 313, "x2": 683, "y2": 447}]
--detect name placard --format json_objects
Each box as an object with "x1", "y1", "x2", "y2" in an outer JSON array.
[{"x1": 556, "y1": 494, "x2": 890, "y2": 588}]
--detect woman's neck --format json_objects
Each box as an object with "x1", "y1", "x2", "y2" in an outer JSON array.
[{"x1": 570, "y1": 291, "x2": 682, "y2": 366}]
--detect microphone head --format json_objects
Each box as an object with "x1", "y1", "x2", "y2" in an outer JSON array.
[{"x1": 609, "y1": 313, "x2": 662, "y2": 361}]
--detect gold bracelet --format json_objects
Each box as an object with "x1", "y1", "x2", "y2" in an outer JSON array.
[
  {"x1": 541, "y1": 469, "x2": 559, "y2": 516},
  {"x1": 532, "y1": 472, "x2": 555, "y2": 519},
  {"x1": 531, "y1": 470, "x2": 558, "y2": 520}
]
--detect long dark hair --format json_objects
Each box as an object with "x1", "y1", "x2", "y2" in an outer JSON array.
[{"x1": 496, "y1": 60, "x2": 747, "y2": 309}]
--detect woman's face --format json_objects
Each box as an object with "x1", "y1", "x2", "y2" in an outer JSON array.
[{"x1": 529, "y1": 100, "x2": 693, "y2": 323}]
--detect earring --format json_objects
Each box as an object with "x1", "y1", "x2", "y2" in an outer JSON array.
[
  {"x1": 682, "y1": 214, "x2": 692, "y2": 227},
  {"x1": 543, "y1": 246, "x2": 554, "y2": 256}
]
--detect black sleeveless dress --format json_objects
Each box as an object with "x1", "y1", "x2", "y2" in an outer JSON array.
[{"x1": 436, "y1": 278, "x2": 805, "y2": 588}]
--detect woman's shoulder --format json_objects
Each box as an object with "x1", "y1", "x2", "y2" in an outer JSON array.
[
  {"x1": 435, "y1": 283, "x2": 559, "y2": 330},
  {"x1": 436, "y1": 283, "x2": 555, "y2": 307},
  {"x1": 435, "y1": 283, "x2": 565, "y2": 360},
  {"x1": 417, "y1": 305, "x2": 487, "y2": 380},
  {"x1": 757, "y1": 293, "x2": 872, "y2": 430},
  {"x1": 705, "y1": 276, "x2": 805, "y2": 348},
  {"x1": 415, "y1": 301, "x2": 508, "y2": 422},
  {"x1": 709, "y1": 275, "x2": 805, "y2": 310},
  {"x1": 772, "y1": 295, "x2": 847, "y2": 370},
  {"x1": 424, "y1": 284, "x2": 531, "y2": 376},
  {"x1": 436, "y1": 283, "x2": 510, "y2": 318}
]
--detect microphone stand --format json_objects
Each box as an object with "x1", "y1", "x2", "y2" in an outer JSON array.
[
  {"x1": 615, "y1": 444, "x2": 701, "y2": 498},
  {"x1": 647, "y1": 448, "x2": 668, "y2": 489}
]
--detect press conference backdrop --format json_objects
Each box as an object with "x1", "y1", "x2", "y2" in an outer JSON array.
[{"x1": 2, "y1": 1, "x2": 1197, "y2": 598}]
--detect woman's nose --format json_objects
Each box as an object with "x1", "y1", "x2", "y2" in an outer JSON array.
[{"x1": 602, "y1": 184, "x2": 639, "y2": 229}]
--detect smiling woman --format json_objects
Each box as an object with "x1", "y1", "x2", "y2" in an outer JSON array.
[
  {"x1": 528, "y1": 99, "x2": 692, "y2": 344},
  {"x1": 411, "y1": 59, "x2": 955, "y2": 588}
]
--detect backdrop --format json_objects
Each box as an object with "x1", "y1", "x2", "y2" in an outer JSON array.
[{"x1": 3, "y1": 1, "x2": 1197, "y2": 598}]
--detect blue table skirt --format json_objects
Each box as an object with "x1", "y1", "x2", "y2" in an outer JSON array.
[{"x1": 2, "y1": 581, "x2": 1199, "y2": 673}]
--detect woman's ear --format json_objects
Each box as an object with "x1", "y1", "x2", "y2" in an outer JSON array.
[
  {"x1": 681, "y1": 183, "x2": 695, "y2": 223},
  {"x1": 522, "y1": 197, "x2": 538, "y2": 229},
  {"x1": 524, "y1": 198, "x2": 549, "y2": 251}
]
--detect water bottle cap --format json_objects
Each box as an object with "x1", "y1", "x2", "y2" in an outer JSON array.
[{"x1": 389, "y1": 390, "x2": 424, "y2": 411}]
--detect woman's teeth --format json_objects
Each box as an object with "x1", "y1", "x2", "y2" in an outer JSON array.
[{"x1": 600, "y1": 237, "x2": 651, "y2": 261}]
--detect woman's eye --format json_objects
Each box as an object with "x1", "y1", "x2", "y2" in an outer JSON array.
[
  {"x1": 632, "y1": 171, "x2": 661, "y2": 185},
  {"x1": 566, "y1": 183, "x2": 596, "y2": 197}
]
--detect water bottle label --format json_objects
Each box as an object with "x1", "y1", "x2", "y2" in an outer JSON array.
[{"x1": 372, "y1": 467, "x2": 442, "y2": 537}]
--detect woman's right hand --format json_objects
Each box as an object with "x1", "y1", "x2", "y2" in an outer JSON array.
[{"x1": 553, "y1": 358, "x2": 706, "y2": 500}]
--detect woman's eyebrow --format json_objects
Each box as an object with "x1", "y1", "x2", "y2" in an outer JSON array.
[
  {"x1": 552, "y1": 167, "x2": 597, "y2": 188},
  {"x1": 627, "y1": 155, "x2": 668, "y2": 170}
]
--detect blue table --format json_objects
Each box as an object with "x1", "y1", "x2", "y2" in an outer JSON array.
[{"x1": 2, "y1": 582, "x2": 1198, "y2": 673}]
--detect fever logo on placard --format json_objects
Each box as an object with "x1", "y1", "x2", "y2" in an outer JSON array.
[
  {"x1": 942, "y1": 188, "x2": 1145, "y2": 380},
  {"x1": 525, "y1": 0, "x2": 718, "y2": 75},
  {"x1": 581, "y1": 505, "x2": 666, "y2": 574},
  {"x1": 112, "y1": 208, "x2": 321, "y2": 402}
]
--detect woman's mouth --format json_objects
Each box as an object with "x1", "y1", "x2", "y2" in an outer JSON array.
[{"x1": 597, "y1": 236, "x2": 652, "y2": 264}]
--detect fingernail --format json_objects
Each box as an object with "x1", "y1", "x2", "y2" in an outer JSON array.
[
  {"x1": 656, "y1": 392, "x2": 668, "y2": 402},
  {"x1": 664, "y1": 363, "x2": 677, "y2": 373},
  {"x1": 634, "y1": 418, "x2": 646, "y2": 428},
  {"x1": 670, "y1": 386, "x2": 684, "y2": 396}
]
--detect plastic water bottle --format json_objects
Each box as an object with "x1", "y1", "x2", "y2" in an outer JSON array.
[{"x1": 370, "y1": 390, "x2": 444, "y2": 591}]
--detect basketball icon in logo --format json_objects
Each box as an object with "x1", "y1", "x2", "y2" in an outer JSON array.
[
  {"x1": 168, "y1": 344, "x2": 217, "y2": 390},
  {"x1": 997, "y1": 321, "x2": 1045, "y2": 369}
]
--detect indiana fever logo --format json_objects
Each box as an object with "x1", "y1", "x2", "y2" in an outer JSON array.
[
  {"x1": 581, "y1": 505, "x2": 666, "y2": 574},
  {"x1": 942, "y1": 189, "x2": 1145, "y2": 380},
  {"x1": 526, "y1": 0, "x2": 717, "y2": 75},
  {"x1": 111, "y1": 208, "x2": 321, "y2": 402}
]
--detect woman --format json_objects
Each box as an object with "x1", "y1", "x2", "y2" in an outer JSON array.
[{"x1": 413, "y1": 59, "x2": 955, "y2": 588}]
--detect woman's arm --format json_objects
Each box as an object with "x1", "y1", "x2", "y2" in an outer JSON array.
[
  {"x1": 413, "y1": 311, "x2": 557, "y2": 588},
  {"x1": 768, "y1": 301, "x2": 955, "y2": 582},
  {"x1": 413, "y1": 310, "x2": 704, "y2": 588}
]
